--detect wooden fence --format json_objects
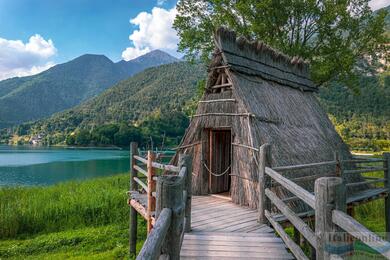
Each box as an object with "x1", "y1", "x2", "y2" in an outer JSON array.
[
  {"x1": 259, "y1": 144, "x2": 390, "y2": 260},
  {"x1": 128, "y1": 142, "x2": 192, "y2": 259}
]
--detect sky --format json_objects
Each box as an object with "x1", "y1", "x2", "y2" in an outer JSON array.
[{"x1": 0, "y1": 0, "x2": 388, "y2": 80}]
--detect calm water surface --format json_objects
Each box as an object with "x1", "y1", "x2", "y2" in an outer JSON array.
[{"x1": 0, "y1": 145, "x2": 129, "y2": 186}]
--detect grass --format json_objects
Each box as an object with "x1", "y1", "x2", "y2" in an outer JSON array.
[
  {"x1": 0, "y1": 163, "x2": 387, "y2": 259},
  {"x1": 0, "y1": 174, "x2": 147, "y2": 259}
]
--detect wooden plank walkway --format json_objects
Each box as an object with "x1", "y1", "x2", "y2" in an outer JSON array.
[{"x1": 180, "y1": 195, "x2": 293, "y2": 259}]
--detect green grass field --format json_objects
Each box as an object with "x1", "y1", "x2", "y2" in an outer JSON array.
[{"x1": 0, "y1": 174, "x2": 146, "y2": 259}]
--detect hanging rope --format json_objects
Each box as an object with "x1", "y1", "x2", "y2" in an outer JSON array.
[{"x1": 203, "y1": 161, "x2": 231, "y2": 177}]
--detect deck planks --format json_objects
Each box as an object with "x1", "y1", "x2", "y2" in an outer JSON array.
[{"x1": 180, "y1": 195, "x2": 293, "y2": 259}]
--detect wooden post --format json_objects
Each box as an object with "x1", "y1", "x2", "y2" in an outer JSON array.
[
  {"x1": 384, "y1": 153, "x2": 390, "y2": 241},
  {"x1": 315, "y1": 177, "x2": 344, "y2": 260},
  {"x1": 258, "y1": 143, "x2": 271, "y2": 224},
  {"x1": 147, "y1": 150, "x2": 156, "y2": 233},
  {"x1": 157, "y1": 175, "x2": 185, "y2": 260},
  {"x1": 334, "y1": 150, "x2": 341, "y2": 177},
  {"x1": 179, "y1": 153, "x2": 192, "y2": 232},
  {"x1": 129, "y1": 142, "x2": 138, "y2": 255}
]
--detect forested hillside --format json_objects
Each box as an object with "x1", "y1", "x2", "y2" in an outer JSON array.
[
  {"x1": 7, "y1": 62, "x2": 205, "y2": 147},
  {"x1": 3, "y1": 58, "x2": 388, "y2": 151},
  {"x1": 0, "y1": 50, "x2": 178, "y2": 128}
]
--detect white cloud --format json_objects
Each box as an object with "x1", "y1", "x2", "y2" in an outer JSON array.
[
  {"x1": 121, "y1": 7, "x2": 179, "y2": 61},
  {"x1": 369, "y1": 0, "x2": 389, "y2": 10},
  {"x1": 0, "y1": 34, "x2": 56, "y2": 80}
]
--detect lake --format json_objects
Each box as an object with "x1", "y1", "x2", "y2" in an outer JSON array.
[{"x1": 0, "y1": 145, "x2": 129, "y2": 186}]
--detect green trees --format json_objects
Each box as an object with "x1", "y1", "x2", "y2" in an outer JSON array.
[{"x1": 174, "y1": 0, "x2": 388, "y2": 89}]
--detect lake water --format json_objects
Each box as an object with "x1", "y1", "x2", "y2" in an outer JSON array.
[{"x1": 0, "y1": 145, "x2": 129, "y2": 186}]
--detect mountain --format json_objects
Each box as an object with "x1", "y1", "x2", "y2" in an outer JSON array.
[
  {"x1": 0, "y1": 50, "x2": 178, "y2": 128},
  {"x1": 16, "y1": 61, "x2": 205, "y2": 145}
]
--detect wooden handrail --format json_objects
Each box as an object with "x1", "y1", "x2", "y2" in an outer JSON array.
[
  {"x1": 134, "y1": 155, "x2": 148, "y2": 165},
  {"x1": 265, "y1": 210, "x2": 309, "y2": 260},
  {"x1": 346, "y1": 178, "x2": 386, "y2": 187},
  {"x1": 272, "y1": 160, "x2": 337, "y2": 171},
  {"x1": 137, "y1": 208, "x2": 172, "y2": 260},
  {"x1": 343, "y1": 167, "x2": 386, "y2": 174},
  {"x1": 332, "y1": 209, "x2": 390, "y2": 258},
  {"x1": 133, "y1": 177, "x2": 148, "y2": 192},
  {"x1": 265, "y1": 167, "x2": 315, "y2": 208},
  {"x1": 265, "y1": 188, "x2": 316, "y2": 248},
  {"x1": 152, "y1": 161, "x2": 180, "y2": 172},
  {"x1": 133, "y1": 165, "x2": 147, "y2": 177}
]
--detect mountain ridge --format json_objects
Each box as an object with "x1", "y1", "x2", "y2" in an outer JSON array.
[{"x1": 0, "y1": 50, "x2": 179, "y2": 128}]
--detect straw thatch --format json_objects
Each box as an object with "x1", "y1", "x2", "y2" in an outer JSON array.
[{"x1": 174, "y1": 27, "x2": 364, "y2": 212}]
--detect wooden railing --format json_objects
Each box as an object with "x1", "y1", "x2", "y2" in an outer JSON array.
[
  {"x1": 128, "y1": 142, "x2": 192, "y2": 259},
  {"x1": 258, "y1": 144, "x2": 390, "y2": 260}
]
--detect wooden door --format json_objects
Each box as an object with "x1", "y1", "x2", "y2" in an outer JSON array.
[{"x1": 209, "y1": 130, "x2": 231, "y2": 194}]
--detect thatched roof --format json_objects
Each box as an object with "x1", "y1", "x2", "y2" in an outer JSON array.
[{"x1": 214, "y1": 27, "x2": 317, "y2": 92}]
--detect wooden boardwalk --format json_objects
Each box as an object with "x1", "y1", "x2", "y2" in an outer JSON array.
[{"x1": 180, "y1": 195, "x2": 293, "y2": 259}]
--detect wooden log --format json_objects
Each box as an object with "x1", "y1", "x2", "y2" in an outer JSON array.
[
  {"x1": 334, "y1": 151, "x2": 341, "y2": 177},
  {"x1": 179, "y1": 153, "x2": 192, "y2": 232},
  {"x1": 211, "y1": 82, "x2": 232, "y2": 89},
  {"x1": 265, "y1": 188, "x2": 316, "y2": 248},
  {"x1": 198, "y1": 99, "x2": 236, "y2": 103},
  {"x1": 258, "y1": 144, "x2": 271, "y2": 224},
  {"x1": 265, "y1": 210, "x2": 309, "y2": 260},
  {"x1": 173, "y1": 141, "x2": 203, "y2": 150},
  {"x1": 133, "y1": 165, "x2": 147, "y2": 177},
  {"x1": 346, "y1": 178, "x2": 386, "y2": 187},
  {"x1": 344, "y1": 158, "x2": 385, "y2": 163},
  {"x1": 265, "y1": 167, "x2": 315, "y2": 209},
  {"x1": 232, "y1": 142, "x2": 259, "y2": 152},
  {"x1": 315, "y1": 177, "x2": 343, "y2": 260},
  {"x1": 343, "y1": 167, "x2": 386, "y2": 174},
  {"x1": 137, "y1": 208, "x2": 172, "y2": 260},
  {"x1": 133, "y1": 177, "x2": 148, "y2": 192},
  {"x1": 272, "y1": 160, "x2": 337, "y2": 171},
  {"x1": 384, "y1": 153, "x2": 390, "y2": 241},
  {"x1": 156, "y1": 175, "x2": 185, "y2": 260},
  {"x1": 332, "y1": 210, "x2": 390, "y2": 258},
  {"x1": 147, "y1": 151, "x2": 156, "y2": 233},
  {"x1": 134, "y1": 155, "x2": 148, "y2": 165},
  {"x1": 152, "y1": 161, "x2": 180, "y2": 173},
  {"x1": 191, "y1": 113, "x2": 254, "y2": 118},
  {"x1": 129, "y1": 142, "x2": 138, "y2": 255}
]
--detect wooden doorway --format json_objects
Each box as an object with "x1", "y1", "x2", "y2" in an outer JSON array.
[{"x1": 208, "y1": 129, "x2": 231, "y2": 194}]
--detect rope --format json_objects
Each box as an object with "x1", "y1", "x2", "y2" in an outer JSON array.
[{"x1": 203, "y1": 161, "x2": 231, "y2": 177}]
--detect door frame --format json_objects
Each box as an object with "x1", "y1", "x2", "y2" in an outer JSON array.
[{"x1": 205, "y1": 127, "x2": 233, "y2": 194}]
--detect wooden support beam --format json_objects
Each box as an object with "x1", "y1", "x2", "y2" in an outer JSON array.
[
  {"x1": 384, "y1": 153, "x2": 390, "y2": 241},
  {"x1": 211, "y1": 82, "x2": 232, "y2": 89},
  {"x1": 156, "y1": 175, "x2": 185, "y2": 260},
  {"x1": 179, "y1": 153, "x2": 193, "y2": 232},
  {"x1": 198, "y1": 99, "x2": 236, "y2": 104},
  {"x1": 258, "y1": 144, "x2": 271, "y2": 224},
  {"x1": 315, "y1": 177, "x2": 344, "y2": 260},
  {"x1": 129, "y1": 142, "x2": 138, "y2": 255},
  {"x1": 147, "y1": 151, "x2": 156, "y2": 233}
]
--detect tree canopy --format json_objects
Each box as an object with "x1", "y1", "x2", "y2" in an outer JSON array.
[{"x1": 174, "y1": 0, "x2": 388, "y2": 89}]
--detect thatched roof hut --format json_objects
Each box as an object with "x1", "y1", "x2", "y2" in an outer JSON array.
[{"x1": 174, "y1": 27, "x2": 363, "y2": 211}]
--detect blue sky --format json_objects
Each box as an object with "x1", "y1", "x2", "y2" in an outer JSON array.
[
  {"x1": 0, "y1": 0, "x2": 178, "y2": 79},
  {"x1": 0, "y1": 0, "x2": 387, "y2": 80}
]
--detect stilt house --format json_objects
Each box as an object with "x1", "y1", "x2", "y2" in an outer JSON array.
[{"x1": 174, "y1": 27, "x2": 364, "y2": 210}]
